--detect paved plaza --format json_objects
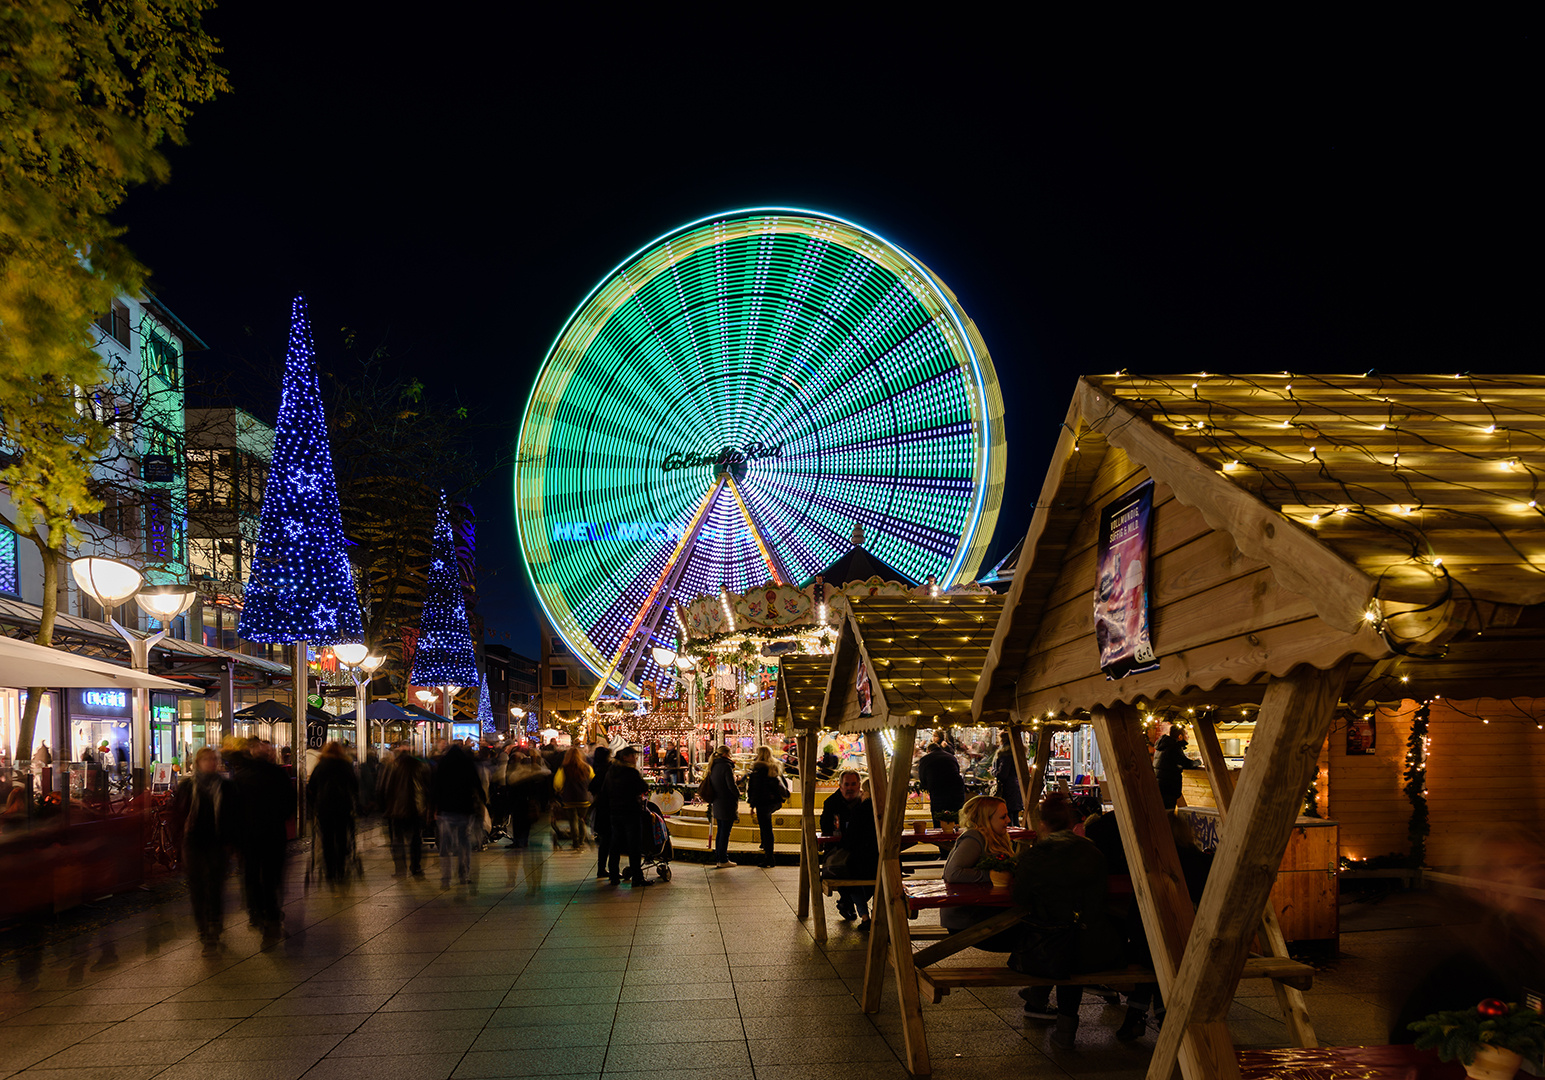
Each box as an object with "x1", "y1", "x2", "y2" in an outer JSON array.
[{"x1": 0, "y1": 834, "x2": 1427, "y2": 1080}]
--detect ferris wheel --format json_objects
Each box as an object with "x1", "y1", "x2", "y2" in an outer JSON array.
[{"x1": 515, "y1": 208, "x2": 1005, "y2": 698}]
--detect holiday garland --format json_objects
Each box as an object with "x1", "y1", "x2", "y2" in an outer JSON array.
[{"x1": 1402, "y1": 702, "x2": 1430, "y2": 867}]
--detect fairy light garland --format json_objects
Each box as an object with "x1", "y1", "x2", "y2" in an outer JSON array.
[{"x1": 1403, "y1": 701, "x2": 1431, "y2": 867}]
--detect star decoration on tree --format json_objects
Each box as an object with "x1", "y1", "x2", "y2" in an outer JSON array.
[{"x1": 289, "y1": 466, "x2": 321, "y2": 495}]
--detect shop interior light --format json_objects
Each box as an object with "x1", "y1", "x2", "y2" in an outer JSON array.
[
  {"x1": 135, "y1": 583, "x2": 198, "y2": 621},
  {"x1": 70, "y1": 556, "x2": 144, "y2": 607}
]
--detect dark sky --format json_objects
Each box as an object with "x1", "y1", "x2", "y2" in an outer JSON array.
[{"x1": 115, "y1": 10, "x2": 1535, "y2": 661}]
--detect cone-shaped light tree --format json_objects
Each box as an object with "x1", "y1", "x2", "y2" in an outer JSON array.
[
  {"x1": 410, "y1": 492, "x2": 479, "y2": 716},
  {"x1": 239, "y1": 296, "x2": 363, "y2": 647},
  {"x1": 476, "y1": 672, "x2": 495, "y2": 737}
]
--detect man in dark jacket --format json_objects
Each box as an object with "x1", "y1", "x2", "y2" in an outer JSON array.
[
  {"x1": 1153, "y1": 724, "x2": 1201, "y2": 810},
  {"x1": 378, "y1": 743, "x2": 427, "y2": 877},
  {"x1": 820, "y1": 770, "x2": 878, "y2": 926},
  {"x1": 431, "y1": 740, "x2": 484, "y2": 890},
  {"x1": 173, "y1": 746, "x2": 237, "y2": 954},
  {"x1": 231, "y1": 740, "x2": 294, "y2": 945},
  {"x1": 707, "y1": 746, "x2": 739, "y2": 868},
  {"x1": 588, "y1": 746, "x2": 612, "y2": 880},
  {"x1": 917, "y1": 741, "x2": 966, "y2": 827},
  {"x1": 604, "y1": 745, "x2": 652, "y2": 886}
]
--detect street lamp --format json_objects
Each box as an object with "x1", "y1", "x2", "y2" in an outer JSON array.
[
  {"x1": 333, "y1": 644, "x2": 381, "y2": 756},
  {"x1": 70, "y1": 557, "x2": 197, "y2": 791}
]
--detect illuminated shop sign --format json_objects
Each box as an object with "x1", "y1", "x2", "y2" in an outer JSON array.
[{"x1": 69, "y1": 687, "x2": 133, "y2": 716}]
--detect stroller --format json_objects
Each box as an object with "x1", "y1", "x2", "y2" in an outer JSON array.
[{"x1": 637, "y1": 798, "x2": 673, "y2": 881}]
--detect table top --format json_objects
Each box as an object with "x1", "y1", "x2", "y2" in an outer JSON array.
[
  {"x1": 1236, "y1": 1045, "x2": 1462, "y2": 1078},
  {"x1": 817, "y1": 826, "x2": 1034, "y2": 848},
  {"x1": 903, "y1": 873, "x2": 1136, "y2": 911}
]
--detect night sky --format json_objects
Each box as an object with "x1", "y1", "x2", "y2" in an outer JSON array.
[{"x1": 112, "y1": 10, "x2": 1535, "y2": 661}]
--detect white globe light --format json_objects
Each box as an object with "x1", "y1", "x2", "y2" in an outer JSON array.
[
  {"x1": 650, "y1": 646, "x2": 676, "y2": 667},
  {"x1": 70, "y1": 556, "x2": 144, "y2": 607},
  {"x1": 444, "y1": 684, "x2": 461, "y2": 696},
  {"x1": 360, "y1": 654, "x2": 386, "y2": 674},
  {"x1": 333, "y1": 643, "x2": 369, "y2": 666},
  {"x1": 135, "y1": 583, "x2": 198, "y2": 621},
  {"x1": 674, "y1": 655, "x2": 696, "y2": 671}
]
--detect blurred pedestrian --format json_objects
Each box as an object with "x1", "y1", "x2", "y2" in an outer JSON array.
[
  {"x1": 231, "y1": 739, "x2": 294, "y2": 945},
  {"x1": 172, "y1": 747, "x2": 236, "y2": 954},
  {"x1": 918, "y1": 739, "x2": 966, "y2": 827},
  {"x1": 663, "y1": 741, "x2": 685, "y2": 785},
  {"x1": 746, "y1": 745, "x2": 788, "y2": 868},
  {"x1": 604, "y1": 745, "x2": 652, "y2": 887},
  {"x1": 505, "y1": 749, "x2": 548, "y2": 850},
  {"x1": 707, "y1": 745, "x2": 739, "y2": 868},
  {"x1": 432, "y1": 738, "x2": 484, "y2": 889},
  {"x1": 358, "y1": 748, "x2": 381, "y2": 817},
  {"x1": 992, "y1": 731, "x2": 1023, "y2": 824},
  {"x1": 307, "y1": 741, "x2": 359, "y2": 890},
  {"x1": 554, "y1": 746, "x2": 593, "y2": 852},
  {"x1": 589, "y1": 746, "x2": 612, "y2": 879},
  {"x1": 378, "y1": 742, "x2": 427, "y2": 877}
]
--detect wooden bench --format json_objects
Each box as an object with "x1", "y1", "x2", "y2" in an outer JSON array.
[{"x1": 915, "y1": 955, "x2": 1314, "y2": 1004}]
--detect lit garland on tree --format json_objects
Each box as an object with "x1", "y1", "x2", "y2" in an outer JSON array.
[
  {"x1": 475, "y1": 671, "x2": 495, "y2": 736},
  {"x1": 239, "y1": 296, "x2": 363, "y2": 645},
  {"x1": 1403, "y1": 701, "x2": 1431, "y2": 867},
  {"x1": 408, "y1": 492, "x2": 479, "y2": 688}
]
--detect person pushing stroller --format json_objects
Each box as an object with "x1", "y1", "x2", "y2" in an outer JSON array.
[{"x1": 604, "y1": 745, "x2": 653, "y2": 887}]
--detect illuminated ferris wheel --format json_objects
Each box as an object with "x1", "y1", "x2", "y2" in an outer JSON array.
[{"x1": 515, "y1": 208, "x2": 1005, "y2": 698}]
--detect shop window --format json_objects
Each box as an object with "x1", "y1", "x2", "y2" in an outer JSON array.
[{"x1": 0, "y1": 526, "x2": 18, "y2": 597}]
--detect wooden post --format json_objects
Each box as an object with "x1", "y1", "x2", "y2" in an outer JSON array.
[
  {"x1": 796, "y1": 732, "x2": 812, "y2": 921},
  {"x1": 1025, "y1": 725, "x2": 1054, "y2": 833},
  {"x1": 1193, "y1": 713, "x2": 1318, "y2": 1049},
  {"x1": 861, "y1": 734, "x2": 892, "y2": 1014},
  {"x1": 1091, "y1": 702, "x2": 1236, "y2": 1080},
  {"x1": 806, "y1": 733, "x2": 828, "y2": 943},
  {"x1": 1007, "y1": 722, "x2": 1034, "y2": 829},
  {"x1": 294, "y1": 640, "x2": 309, "y2": 829},
  {"x1": 1145, "y1": 660, "x2": 1349, "y2": 1080},
  {"x1": 871, "y1": 726, "x2": 929, "y2": 1075}
]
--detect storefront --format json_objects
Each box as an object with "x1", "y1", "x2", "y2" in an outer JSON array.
[{"x1": 0, "y1": 688, "x2": 58, "y2": 778}]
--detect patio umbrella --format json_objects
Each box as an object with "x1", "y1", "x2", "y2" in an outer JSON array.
[
  {"x1": 233, "y1": 699, "x2": 334, "y2": 724},
  {"x1": 401, "y1": 702, "x2": 448, "y2": 722},
  {"x1": 336, "y1": 699, "x2": 416, "y2": 722}
]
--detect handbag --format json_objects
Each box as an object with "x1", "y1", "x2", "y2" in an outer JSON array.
[
  {"x1": 820, "y1": 848, "x2": 852, "y2": 880},
  {"x1": 1007, "y1": 917, "x2": 1082, "y2": 981},
  {"x1": 697, "y1": 771, "x2": 714, "y2": 802}
]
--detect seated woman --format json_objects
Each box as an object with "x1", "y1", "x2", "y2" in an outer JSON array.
[
  {"x1": 940, "y1": 794, "x2": 1021, "y2": 950},
  {"x1": 1013, "y1": 791, "x2": 1124, "y2": 1050}
]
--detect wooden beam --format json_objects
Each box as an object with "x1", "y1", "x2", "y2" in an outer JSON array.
[
  {"x1": 871, "y1": 725, "x2": 929, "y2": 1075},
  {"x1": 1024, "y1": 726, "x2": 1053, "y2": 833},
  {"x1": 1192, "y1": 713, "x2": 1318, "y2": 1049},
  {"x1": 1091, "y1": 702, "x2": 1236, "y2": 1080},
  {"x1": 1008, "y1": 722, "x2": 1034, "y2": 830},
  {"x1": 796, "y1": 732, "x2": 811, "y2": 921},
  {"x1": 861, "y1": 733, "x2": 892, "y2": 1015},
  {"x1": 1146, "y1": 660, "x2": 1349, "y2": 1079}
]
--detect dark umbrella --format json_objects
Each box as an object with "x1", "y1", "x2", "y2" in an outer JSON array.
[
  {"x1": 336, "y1": 700, "x2": 416, "y2": 722},
  {"x1": 233, "y1": 699, "x2": 334, "y2": 724}
]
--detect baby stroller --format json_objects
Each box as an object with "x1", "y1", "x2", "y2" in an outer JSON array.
[{"x1": 637, "y1": 799, "x2": 673, "y2": 881}]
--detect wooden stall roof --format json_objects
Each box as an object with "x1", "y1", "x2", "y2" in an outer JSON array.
[
  {"x1": 828, "y1": 593, "x2": 1006, "y2": 734},
  {"x1": 776, "y1": 652, "x2": 837, "y2": 733},
  {"x1": 975, "y1": 374, "x2": 1545, "y2": 718}
]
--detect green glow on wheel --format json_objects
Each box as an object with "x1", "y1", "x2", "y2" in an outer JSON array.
[{"x1": 516, "y1": 208, "x2": 1005, "y2": 690}]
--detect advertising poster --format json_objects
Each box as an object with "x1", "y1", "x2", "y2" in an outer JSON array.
[
  {"x1": 1346, "y1": 713, "x2": 1377, "y2": 755},
  {"x1": 1095, "y1": 480, "x2": 1159, "y2": 680},
  {"x1": 856, "y1": 660, "x2": 873, "y2": 717}
]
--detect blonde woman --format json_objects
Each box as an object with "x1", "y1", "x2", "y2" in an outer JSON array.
[
  {"x1": 746, "y1": 745, "x2": 789, "y2": 868},
  {"x1": 940, "y1": 794, "x2": 1019, "y2": 947}
]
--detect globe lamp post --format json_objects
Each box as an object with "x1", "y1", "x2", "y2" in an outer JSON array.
[
  {"x1": 333, "y1": 643, "x2": 380, "y2": 756},
  {"x1": 70, "y1": 557, "x2": 197, "y2": 792}
]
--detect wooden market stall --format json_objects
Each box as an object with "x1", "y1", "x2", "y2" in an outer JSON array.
[
  {"x1": 971, "y1": 373, "x2": 1545, "y2": 1080},
  {"x1": 821, "y1": 591, "x2": 1006, "y2": 1075}
]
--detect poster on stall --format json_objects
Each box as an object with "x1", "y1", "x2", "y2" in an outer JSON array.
[
  {"x1": 856, "y1": 659, "x2": 873, "y2": 717},
  {"x1": 1094, "y1": 480, "x2": 1160, "y2": 680},
  {"x1": 1346, "y1": 713, "x2": 1376, "y2": 754}
]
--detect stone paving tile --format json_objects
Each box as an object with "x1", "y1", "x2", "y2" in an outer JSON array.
[
  {"x1": 304, "y1": 1053, "x2": 468, "y2": 1080},
  {"x1": 180, "y1": 1032, "x2": 349, "y2": 1061},
  {"x1": 8, "y1": 1066, "x2": 167, "y2": 1080},
  {"x1": 329, "y1": 1027, "x2": 482, "y2": 1056},
  {"x1": 600, "y1": 1040, "x2": 751, "y2": 1071},
  {"x1": 453, "y1": 1045, "x2": 608, "y2": 1077},
  {"x1": 608, "y1": 1016, "x2": 744, "y2": 1043}
]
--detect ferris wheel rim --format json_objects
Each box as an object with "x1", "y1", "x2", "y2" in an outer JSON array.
[{"x1": 515, "y1": 206, "x2": 1004, "y2": 689}]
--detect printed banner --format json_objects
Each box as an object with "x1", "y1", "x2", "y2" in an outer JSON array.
[
  {"x1": 1094, "y1": 480, "x2": 1159, "y2": 680},
  {"x1": 1346, "y1": 714, "x2": 1377, "y2": 755}
]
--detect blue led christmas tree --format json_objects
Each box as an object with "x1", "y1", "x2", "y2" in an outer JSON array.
[
  {"x1": 475, "y1": 672, "x2": 495, "y2": 736},
  {"x1": 409, "y1": 493, "x2": 479, "y2": 688},
  {"x1": 240, "y1": 296, "x2": 363, "y2": 645}
]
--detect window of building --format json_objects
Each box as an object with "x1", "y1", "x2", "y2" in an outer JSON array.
[
  {"x1": 85, "y1": 486, "x2": 138, "y2": 538},
  {"x1": 141, "y1": 326, "x2": 179, "y2": 388},
  {"x1": 95, "y1": 300, "x2": 131, "y2": 349},
  {"x1": 550, "y1": 668, "x2": 567, "y2": 688},
  {"x1": 0, "y1": 526, "x2": 19, "y2": 597}
]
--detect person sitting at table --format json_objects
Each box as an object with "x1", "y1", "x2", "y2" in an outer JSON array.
[
  {"x1": 940, "y1": 795, "x2": 1022, "y2": 950},
  {"x1": 1013, "y1": 791, "x2": 1124, "y2": 1050},
  {"x1": 820, "y1": 769, "x2": 878, "y2": 929},
  {"x1": 816, "y1": 745, "x2": 839, "y2": 779}
]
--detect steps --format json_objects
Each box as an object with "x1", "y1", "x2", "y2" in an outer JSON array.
[{"x1": 663, "y1": 802, "x2": 944, "y2": 865}]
